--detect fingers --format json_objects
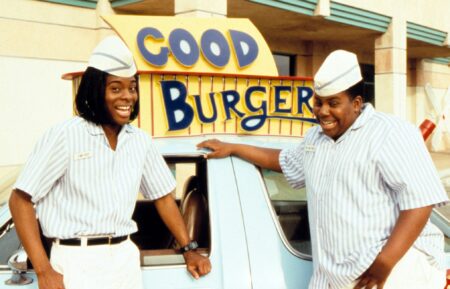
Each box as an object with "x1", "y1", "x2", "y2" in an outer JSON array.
[
  {"x1": 375, "y1": 280, "x2": 385, "y2": 289},
  {"x1": 197, "y1": 139, "x2": 230, "y2": 159},
  {"x1": 196, "y1": 140, "x2": 208, "y2": 149},
  {"x1": 187, "y1": 265, "x2": 200, "y2": 279},
  {"x1": 205, "y1": 151, "x2": 219, "y2": 159},
  {"x1": 365, "y1": 280, "x2": 379, "y2": 289},
  {"x1": 353, "y1": 276, "x2": 383, "y2": 289},
  {"x1": 198, "y1": 259, "x2": 212, "y2": 276},
  {"x1": 186, "y1": 256, "x2": 211, "y2": 279},
  {"x1": 197, "y1": 139, "x2": 219, "y2": 149},
  {"x1": 354, "y1": 277, "x2": 368, "y2": 289}
]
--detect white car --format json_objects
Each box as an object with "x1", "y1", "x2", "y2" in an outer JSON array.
[{"x1": 0, "y1": 136, "x2": 314, "y2": 288}]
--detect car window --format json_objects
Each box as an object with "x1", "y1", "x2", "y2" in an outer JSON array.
[
  {"x1": 260, "y1": 169, "x2": 311, "y2": 258},
  {"x1": 133, "y1": 156, "x2": 210, "y2": 266},
  {"x1": 0, "y1": 221, "x2": 21, "y2": 269}
]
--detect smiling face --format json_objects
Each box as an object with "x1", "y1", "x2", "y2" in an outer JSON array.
[
  {"x1": 104, "y1": 75, "x2": 138, "y2": 127},
  {"x1": 313, "y1": 92, "x2": 362, "y2": 140}
]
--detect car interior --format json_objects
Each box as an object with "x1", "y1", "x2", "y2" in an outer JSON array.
[
  {"x1": 272, "y1": 200, "x2": 311, "y2": 257},
  {"x1": 131, "y1": 156, "x2": 211, "y2": 266}
]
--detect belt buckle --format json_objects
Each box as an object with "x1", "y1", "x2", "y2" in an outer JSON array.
[{"x1": 108, "y1": 236, "x2": 112, "y2": 245}]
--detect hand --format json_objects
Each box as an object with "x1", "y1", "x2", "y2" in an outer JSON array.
[
  {"x1": 37, "y1": 267, "x2": 65, "y2": 289},
  {"x1": 197, "y1": 139, "x2": 233, "y2": 159},
  {"x1": 182, "y1": 251, "x2": 211, "y2": 279},
  {"x1": 353, "y1": 253, "x2": 394, "y2": 289}
]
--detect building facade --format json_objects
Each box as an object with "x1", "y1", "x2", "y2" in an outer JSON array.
[{"x1": 1, "y1": 0, "x2": 449, "y2": 166}]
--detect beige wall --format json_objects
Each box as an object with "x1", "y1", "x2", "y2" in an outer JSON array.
[
  {"x1": 0, "y1": 0, "x2": 115, "y2": 166},
  {"x1": 0, "y1": 56, "x2": 86, "y2": 166},
  {"x1": 0, "y1": 0, "x2": 103, "y2": 61}
]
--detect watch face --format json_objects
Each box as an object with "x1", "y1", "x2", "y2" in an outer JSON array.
[{"x1": 183, "y1": 241, "x2": 199, "y2": 252}]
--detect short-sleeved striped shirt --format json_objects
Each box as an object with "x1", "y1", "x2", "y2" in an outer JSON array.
[
  {"x1": 280, "y1": 104, "x2": 448, "y2": 289},
  {"x1": 14, "y1": 117, "x2": 176, "y2": 239}
]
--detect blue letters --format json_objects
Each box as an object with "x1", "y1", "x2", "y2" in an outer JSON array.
[
  {"x1": 160, "y1": 82, "x2": 317, "y2": 132},
  {"x1": 241, "y1": 86, "x2": 268, "y2": 130},
  {"x1": 137, "y1": 28, "x2": 169, "y2": 67},
  {"x1": 273, "y1": 86, "x2": 292, "y2": 114},
  {"x1": 136, "y1": 27, "x2": 259, "y2": 69},
  {"x1": 160, "y1": 80, "x2": 194, "y2": 130},
  {"x1": 192, "y1": 93, "x2": 218, "y2": 123},
  {"x1": 229, "y1": 30, "x2": 259, "y2": 68},
  {"x1": 220, "y1": 90, "x2": 245, "y2": 120},
  {"x1": 169, "y1": 29, "x2": 200, "y2": 67},
  {"x1": 296, "y1": 86, "x2": 314, "y2": 114},
  {"x1": 201, "y1": 29, "x2": 230, "y2": 68}
]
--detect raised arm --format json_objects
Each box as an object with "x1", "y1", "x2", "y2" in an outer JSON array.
[
  {"x1": 197, "y1": 139, "x2": 282, "y2": 172},
  {"x1": 9, "y1": 189, "x2": 65, "y2": 289}
]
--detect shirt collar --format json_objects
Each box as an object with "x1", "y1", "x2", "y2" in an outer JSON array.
[
  {"x1": 82, "y1": 117, "x2": 135, "y2": 135},
  {"x1": 317, "y1": 103, "x2": 375, "y2": 141},
  {"x1": 350, "y1": 103, "x2": 374, "y2": 131}
]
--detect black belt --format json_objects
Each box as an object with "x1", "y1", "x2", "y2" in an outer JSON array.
[{"x1": 56, "y1": 235, "x2": 128, "y2": 246}]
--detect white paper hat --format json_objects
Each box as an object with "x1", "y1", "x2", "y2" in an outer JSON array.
[
  {"x1": 314, "y1": 50, "x2": 362, "y2": 97},
  {"x1": 88, "y1": 36, "x2": 137, "y2": 77}
]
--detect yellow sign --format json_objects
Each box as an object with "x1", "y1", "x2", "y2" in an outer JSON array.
[
  {"x1": 135, "y1": 72, "x2": 315, "y2": 137},
  {"x1": 103, "y1": 16, "x2": 278, "y2": 76},
  {"x1": 66, "y1": 16, "x2": 317, "y2": 138}
]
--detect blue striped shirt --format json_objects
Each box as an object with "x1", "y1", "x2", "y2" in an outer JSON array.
[
  {"x1": 14, "y1": 117, "x2": 176, "y2": 239},
  {"x1": 280, "y1": 104, "x2": 448, "y2": 289}
]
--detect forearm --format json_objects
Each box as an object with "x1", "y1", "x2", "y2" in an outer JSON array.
[
  {"x1": 379, "y1": 205, "x2": 433, "y2": 267},
  {"x1": 9, "y1": 189, "x2": 52, "y2": 274},
  {"x1": 229, "y1": 144, "x2": 281, "y2": 172},
  {"x1": 154, "y1": 193, "x2": 191, "y2": 246}
]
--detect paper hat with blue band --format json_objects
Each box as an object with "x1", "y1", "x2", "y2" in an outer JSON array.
[
  {"x1": 314, "y1": 50, "x2": 362, "y2": 97},
  {"x1": 88, "y1": 36, "x2": 137, "y2": 77}
]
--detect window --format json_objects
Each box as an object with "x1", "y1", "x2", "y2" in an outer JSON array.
[
  {"x1": 360, "y1": 63, "x2": 374, "y2": 105},
  {"x1": 260, "y1": 169, "x2": 311, "y2": 258},
  {"x1": 133, "y1": 156, "x2": 210, "y2": 266},
  {"x1": 0, "y1": 221, "x2": 20, "y2": 269},
  {"x1": 273, "y1": 53, "x2": 296, "y2": 76}
]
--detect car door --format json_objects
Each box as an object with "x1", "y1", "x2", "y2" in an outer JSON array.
[
  {"x1": 232, "y1": 157, "x2": 313, "y2": 289},
  {"x1": 0, "y1": 155, "x2": 253, "y2": 289},
  {"x1": 137, "y1": 155, "x2": 253, "y2": 289}
]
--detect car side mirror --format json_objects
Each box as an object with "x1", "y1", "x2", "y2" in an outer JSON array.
[{"x1": 4, "y1": 248, "x2": 33, "y2": 285}]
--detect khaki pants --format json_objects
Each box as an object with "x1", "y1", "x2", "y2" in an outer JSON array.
[
  {"x1": 342, "y1": 247, "x2": 445, "y2": 289},
  {"x1": 50, "y1": 238, "x2": 143, "y2": 289}
]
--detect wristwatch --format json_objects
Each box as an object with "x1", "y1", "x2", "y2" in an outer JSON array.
[{"x1": 181, "y1": 241, "x2": 199, "y2": 253}]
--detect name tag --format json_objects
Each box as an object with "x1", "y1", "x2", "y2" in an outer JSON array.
[
  {"x1": 74, "y1": 151, "x2": 92, "y2": 160},
  {"x1": 305, "y1": 144, "x2": 316, "y2": 152}
]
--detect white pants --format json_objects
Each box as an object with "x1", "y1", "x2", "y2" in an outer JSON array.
[
  {"x1": 342, "y1": 247, "x2": 445, "y2": 289},
  {"x1": 50, "y1": 238, "x2": 143, "y2": 289}
]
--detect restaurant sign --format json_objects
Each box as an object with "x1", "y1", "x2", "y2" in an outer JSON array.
[{"x1": 68, "y1": 16, "x2": 316, "y2": 137}]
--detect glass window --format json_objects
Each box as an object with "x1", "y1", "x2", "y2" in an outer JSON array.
[
  {"x1": 0, "y1": 221, "x2": 20, "y2": 269},
  {"x1": 261, "y1": 169, "x2": 311, "y2": 257},
  {"x1": 273, "y1": 53, "x2": 296, "y2": 76},
  {"x1": 133, "y1": 156, "x2": 210, "y2": 266},
  {"x1": 360, "y1": 63, "x2": 374, "y2": 105}
]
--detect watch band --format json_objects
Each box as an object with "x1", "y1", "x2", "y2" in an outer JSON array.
[{"x1": 181, "y1": 241, "x2": 199, "y2": 253}]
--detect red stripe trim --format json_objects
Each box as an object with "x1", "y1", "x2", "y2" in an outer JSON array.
[{"x1": 62, "y1": 70, "x2": 313, "y2": 82}]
